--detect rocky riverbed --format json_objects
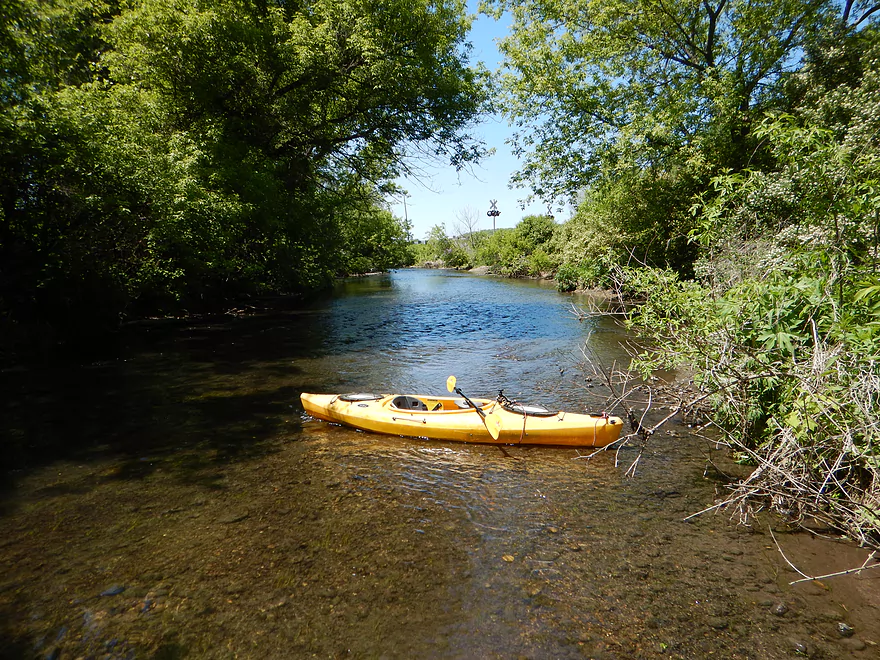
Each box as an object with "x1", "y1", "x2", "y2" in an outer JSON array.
[
  {"x1": 2, "y1": 424, "x2": 878, "y2": 659},
  {"x1": 2, "y1": 269, "x2": 878, "y2": 658}
]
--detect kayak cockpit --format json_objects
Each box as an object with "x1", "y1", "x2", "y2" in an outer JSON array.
[
  {"x1": 388, "y1": 395, "x2": 490, "y2": 413},
  {"x1": 389, "y1": 395, "x2": 429, "y2": 411}
]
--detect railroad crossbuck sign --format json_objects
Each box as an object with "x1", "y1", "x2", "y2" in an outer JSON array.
[{"x1": 487, "y1": 199, "x2": 501, "y2": 230}]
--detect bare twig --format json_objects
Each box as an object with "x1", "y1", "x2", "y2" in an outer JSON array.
[
  {"x1": 768, "y1": 525, "x2": 814, "y2": 581},
  {"x1": 771, "y1": 524, "x2": 880, "y2": 584},
  {"x1": 789, "y1": 551, "x2": 880, "y2": 585}
]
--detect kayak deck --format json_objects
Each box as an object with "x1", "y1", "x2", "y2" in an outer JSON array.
[{"x1": 300, "y1": 392, "x2": 624, "y2": 447}]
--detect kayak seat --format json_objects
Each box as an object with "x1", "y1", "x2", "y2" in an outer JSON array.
[
  {"x1": 391, "y1": 395, "x2": 428, "y2": 411},
  {"x1": 454, "y1": 399, "x2": 472, "y2": 409}
]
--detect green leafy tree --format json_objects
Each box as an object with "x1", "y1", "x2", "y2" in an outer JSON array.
[
  {"x1": 558, "y1": 170, "x2": 701, "y2": 276},
  {"x1": 105, "y1": 0, "x2": 488, "y2": 189},
  {"x1": 473, "y1": 215, "x2": 559, "y2": 276},
  {"x1": 1, "y1": 0, "x2": 489, "y2": 356},
  {"x1": 421, "y1": 223, "x2": 470, "y2": 267},
  {"x1": 513, "y1": 214, "x2": 555, "y2": 248},
  {"x1": 473, "y1": 227, "x2": 513, "y2": 266},
  {"x1": 485, "y1": 0, "x2": 872, "y2": 202},
  {"x1": 336, "y1": 203, "x2": 414, "y2": 274}
]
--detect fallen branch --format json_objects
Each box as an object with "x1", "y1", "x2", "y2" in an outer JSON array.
[
  {"x1": 789, "y1": 551, "x2": 880, "y2": 585},
  {"x1": 770, "y1": 524, "x2": 880, "y2": 584}
]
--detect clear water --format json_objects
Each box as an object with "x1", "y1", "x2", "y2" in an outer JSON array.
[
  {"x1": 297, "y1": 269, "x2": 628, "y2": 406},
  {"x1": 1, "y1": 269, "x2": 877, "y2": 659}
]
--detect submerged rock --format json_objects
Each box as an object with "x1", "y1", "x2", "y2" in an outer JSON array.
[
  {"x1": 840, "y1": 637, "x2": 866, "y2": 652},
  {"x1": 837, "y1": 621, "x2": 854, "y2": 637},
  {"x1": 787, "y1": 638, "x2": 812, "y2": 657},
  {"x1": 707, "y1": 617, "x2": 729, "y2": 630},
  {"x1": 218, "y1": 511, "x2": 249, "y2": 524},
  {"x1": 771, "y1": 602, "x2": 788, "y2": 616},
  {"x1": 100, "y1": 585, "x2": 126, "y2": 597}
]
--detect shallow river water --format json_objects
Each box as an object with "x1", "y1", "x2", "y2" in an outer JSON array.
[{"x1": 1, "y1": 269, "x2": 878, "y2": 659}]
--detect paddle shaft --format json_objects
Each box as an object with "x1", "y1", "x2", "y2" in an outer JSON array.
[
  {"x1": 454, "y1": 387, "x2": 486, "y2": 419},
  {"x1": 446, "y1": 376, "x2": 501, "y2": 441}
]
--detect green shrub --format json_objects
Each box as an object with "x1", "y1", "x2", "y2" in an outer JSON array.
[
  {"x1": 555, "y1": 255, "x2": 614, "y2": 291},
  {"x1": 559, "y1": 171, "x2": 701, "y2": 278},
  {"x1": 473, "y1": 216, "x2": 562, "y2": 276},
  {"x1": 555, "y1": 263, "x2": 580, "y2": 292},
  {"x1": 526, "y1": 248, "x2": 555, "y2": 277}
]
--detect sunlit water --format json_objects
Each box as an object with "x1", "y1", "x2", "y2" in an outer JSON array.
[
  {"x1": 298, "y1": 269, "x2": 627, "y2": 405},
  {"x1": 1, "y1": 269, "x2": 878, "y2": 659}
]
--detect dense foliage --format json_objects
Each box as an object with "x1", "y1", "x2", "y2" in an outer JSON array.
[
  {"x1": 412, "y1": 214, "x2": 560, "y2": 276},
  {"x1": 485, "y1": 0, "x2": 880, "y2": 278},
  {"x1": 1, "y1": 0, "x2": 486, "y2": 355},
  {"x1": 491, "y1": 1, "x2": 880, "y2": 544}
]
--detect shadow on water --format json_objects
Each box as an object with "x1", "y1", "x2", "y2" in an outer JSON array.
[
  {"x1": 0, "y1": 306, "x2": 330, "y2": 489},
  {"x1": 0, "y1": 634, "x2": 30, "y2": 660}
]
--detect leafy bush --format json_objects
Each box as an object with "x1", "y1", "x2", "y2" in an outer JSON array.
[
  {"x1": 514, "y1": 214, "x2": 557, "y2": 249},
  {"x1": 619, "y1": 260, "x2": 880, "y2": 546},
  {"x1": 555, "y1": 254, "x2": 615, "y2": 292},
  {"x1": 335, "y1": 206, "x2": 414, "y2": 274},
  {"x1": 415, "y1": 224, "x2": 472, "y2": 268},
  {"x1": 526, "y1": 248, "x2": 554, "y2": 277},
  {"x1": 555, "y1": 263, "x2": 581, "y2": 292},
  {"x1": 621, "y1": 82, "x2": 880, "y2": 545},
  {"x1": 474, "y1": 216, "x2": 561, "y2": 276},
  {"x1": 559, "y1": 170, "x2": 702, "y2": 278}
]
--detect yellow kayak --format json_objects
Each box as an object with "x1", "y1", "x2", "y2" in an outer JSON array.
[{"x1": 300, "y1": 392, "x2": 624, "y2": 447}]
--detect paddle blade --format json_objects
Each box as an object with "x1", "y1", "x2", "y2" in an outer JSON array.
[
  {"x1": 446, "y1": 375, "x2": 457, "y2": 393},
  {"x1": 485, "y1": 411, "x2": 502, "y2": 440}
]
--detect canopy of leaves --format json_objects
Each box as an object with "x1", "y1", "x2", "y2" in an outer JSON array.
[
  {"x1": 484, "y1": 0, "x2": 875, "y2": 203},
  {"x1": 1, "y1": 0, "x2": 488, "y2": 356}
]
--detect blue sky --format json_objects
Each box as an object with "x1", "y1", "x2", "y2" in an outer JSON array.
[{"x1": 389, "y1": 2, "x2": 554, "y2": 240}]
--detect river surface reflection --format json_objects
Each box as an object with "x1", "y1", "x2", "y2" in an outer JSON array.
[{"x1": 1, "y1": 269, "x2": 878, "y2": 659}]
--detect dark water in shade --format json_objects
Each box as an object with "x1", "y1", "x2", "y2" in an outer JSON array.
[{"x1": 1, "y1": 269, "x2": 878, "y2": 659}]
